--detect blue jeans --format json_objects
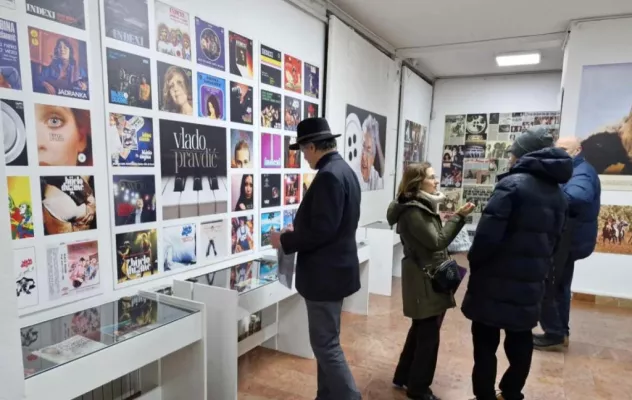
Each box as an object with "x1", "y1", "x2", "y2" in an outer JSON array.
[{"x1": 540, "y1": 258, "x2": 575, "y2": 339}]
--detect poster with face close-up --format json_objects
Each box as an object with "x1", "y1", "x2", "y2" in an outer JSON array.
[
  {"x1": 1, "y1": 99, "x2": 28, "y2": 166},
  {"x1": 108, "y1": 113, "x2": 154, "y2": 167},
  {"x1": 0, "y1": 18, "x2": 21, "y2": 90},
  {"x1": 103, "y1": 0, "x2": 150, "y2": 48},
  {"x1": 158, "y1": 62, "x2": 193, "y2": 116},
  {"x1": 35, "y1": 104, "x2": 93, "y2": 167},
  {"x1": 29, "y1": 27, "x2": 89, "y2": 100},
  {"x1": 231, "y1": 173, "x2": 254, "y2": 212},
  {"x1": 155, "y1": 1, "x2": 191, "y2": 60},
  {"x1": 344, "y1": 104, "x2": 387, "y2": 192},
  {"x1": 106, "y1": 48, "x2": 152, "y2": 109},
  {"x1": 230, "y1": 129, "x2": 253, "y2": 169},
  {"x1": 195, "y1": 17, "x2": 224, "y2": 71},
  {"x1": 26, "y1": 0, "x2": 85, "y2": 30},
  {"x1": 198, "y1": 73, "x2": 225, "y2": 120},
  {"x1": 40, "y1": 175, "x2": 97, "y2": 236}
]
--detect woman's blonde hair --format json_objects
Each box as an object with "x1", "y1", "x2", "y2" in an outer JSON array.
[{"x1": 397, "y1": 162, "x2": 432, "y2": 198}]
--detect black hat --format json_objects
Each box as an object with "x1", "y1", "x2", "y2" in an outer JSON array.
[
  {"x1": 509, "y1": 127, "x2": 554, "y2": 158},
  {"x1": 289, "y1": 118, "x2": 341, "y2": 150}
]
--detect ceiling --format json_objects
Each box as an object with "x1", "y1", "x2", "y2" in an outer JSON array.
[{"x1": 328, "y1": 0, "x2": 632, "y2": 78}]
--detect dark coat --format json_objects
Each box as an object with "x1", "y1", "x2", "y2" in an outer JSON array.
[
  {"x1": 462, "y1": 148, "x2": 572, "y2": 331},
  {"x1": 387, "y1": 196, "x2": 465, "y2": 320},
  {"x1": 280, "y1": 152, "x2": 361, "y2": 301},
  {"x1": 563, "y1": 154, "x2": 601, "y2": 261}
]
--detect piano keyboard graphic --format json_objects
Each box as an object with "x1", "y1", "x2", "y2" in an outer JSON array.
[{"x1": 162, "y1": 175, "x2": 228, "y2": 220}]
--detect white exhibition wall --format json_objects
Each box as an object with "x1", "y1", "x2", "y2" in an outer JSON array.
[
  {"x1": 394, "y1": 66, "x2": 433, "y2": 192},
  {"x1": 427, "y1": 72, "x2": 563, "y2": 171},
  {"x1": 325, "y1": 16, "x2": 401, "y2": 226},
  {"x1": 5, "y1": 0, "x2": 326, "y2": 328},
  {"x1": 560, "y1": 17, "x2": 632, "y2": 299}
]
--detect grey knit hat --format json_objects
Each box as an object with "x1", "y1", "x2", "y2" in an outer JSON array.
[{"x1": 509, "y1": 127, "x2": 554, "y2": 158}]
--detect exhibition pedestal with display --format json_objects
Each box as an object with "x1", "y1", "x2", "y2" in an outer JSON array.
[
  {"x1": 20, "y1": 293, "x2": 207, "y2": 400},
  {"x1": 358, "y1": 222, "x2": 401, "y2": 296}
]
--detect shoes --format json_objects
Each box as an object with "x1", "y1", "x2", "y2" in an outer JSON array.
[
  {"x1": 533, "y1": 333, "x2": 566, "y2": 351},
  {"x1": 407, "y1": 394, "x2": 440, "y2": 400},
  {"x1": 393, "y1": 382, "x2": 407, "y2": 390},
  {"x1": 564, "y1": 335, "x2": 570, "y2": 347}
]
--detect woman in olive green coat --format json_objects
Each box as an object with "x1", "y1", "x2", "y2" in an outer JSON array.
[{"x1": 386, "y1": 162, "x2": 473, "y2": 400}]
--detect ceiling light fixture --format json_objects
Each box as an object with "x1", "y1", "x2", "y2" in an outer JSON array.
[{"x1": 495, "y1": 52, "x2": 541, "y2": 67}]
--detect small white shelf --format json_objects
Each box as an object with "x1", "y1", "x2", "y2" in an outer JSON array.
[{"x1": 238, "y1": 322, "x2": 279, "y2": 357}]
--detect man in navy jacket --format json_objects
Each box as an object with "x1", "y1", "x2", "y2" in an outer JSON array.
[{"x1": 535, "y1": 137, "x2": 601, "y2": 350}]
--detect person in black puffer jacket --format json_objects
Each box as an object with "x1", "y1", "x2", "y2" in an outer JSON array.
[{"x1": 462, "y1": 128, "x2": 572, "y2": 400}]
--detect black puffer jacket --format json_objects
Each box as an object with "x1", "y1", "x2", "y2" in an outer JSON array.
[{"x1": 462, "y1": 148, "x2": 572, "y2": 331}]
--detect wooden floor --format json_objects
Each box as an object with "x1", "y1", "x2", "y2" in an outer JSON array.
[{"x1": 237, "y1": 255, "x2": 632, "y2": 399}]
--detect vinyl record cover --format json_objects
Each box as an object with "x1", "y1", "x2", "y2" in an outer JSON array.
[
  {"x1": 47, "y1": 240, "x2": 100, "y2": 301},
  {"x1": 261, "y1": 133, "x2": 282, "y2": 169},
  {"x1": 304, "y1": 62, "x2": 319, "y2": 99},
  {"x1": 229, "y1": 31, "x2": 253, "y2": 79},
  {"x1": 304, "y1": 101, "x2": 319, "y2": 119},
  {"x1": 163, "y1": 223, "x2": 196, "y2": 271},
  {"x1": 230, "y1": 129, "x2": 253, "y2": 169},
  {"x1": 231, "y1": 174, "x2": 254, "y2": 211},
  {"x1": 200, "y1": 219, "x2": 229, "y2": 263},
  {"x1": 284, "y1": 54, "x2": 302, "y2": 93},
  {"x1": 260, "y1": 44, "x2": 281, "y2": 88},
  {"x1": 195, "y1": 17, "x2": 224, "y2": 71},
  {"x1": 26, "y1": 0, "x2": 85, "y2": 30},
  {"x1": 261, "y1": 211, "x2": 281, "y2": 248},
  {"x1": 106, "y1": 48, "x2": 152, "y2": 109},
  {"x1": 284, "y1": 136, "x2": 301, "y2": 169},
  {"x1": 155, "y1": 1, "x2": 191, "y2": 60},
  {"x1": 101, "y1": 296, "x2": 158, "y2": 339},
  {"x1": 230, "y1": 262, "x2": 253, "y2": 292},
  {"x1": 231, "y1": 215, "x2": 254, "y2": 254},
  {"x1": 284, "y1": 95, "x2": 301, "y2": 131},
  {"x1": 34, "y1": 335, "x2": 106, "y2": 365},
  {"x1": 29, "y1": 27, "x2": 89, "y2": 99},
  {"x1": 158, "y1": 62, "x2": 193, "y2": 115},
  {"x1": 116, "y1": 229, "x2": 158, "y2": 283},
  {"x1": 261, "y1": 90, "x2": 282, "y2": 129},
  {"x1": 198, "y1": 73, "x2": 225, "y2": 120},
  {"x1": 260, "y1": 173, "x2": 281, "y2": 209},
  {"x1": 283, "y1": 209, "x2": 296, "y2": 229},
  {"x1": 108, "y1": 113, "x2": 154, "y2": 166},
  {"x1": 7, "y1": 176, "x2": 34, "y2": 240},
  {"x1": 14, "y1": 247, "x2": 38, "y2": 309},
  {"x1": 35, "y1": 104, "x2": 92, "y2": 166},
  {"x1": 1, "y1": 99, "x2": 28, "y2": 165},
  {"x1": 259, "y1": 259, "x2": 278, "y2": 283},
  {"x1": 284, "y1": 174, "x2": 300, "y2": 206},
  {"x1": 230, "y1": 81, "x2": 253, "y2": 125},
  {"x1": 40, "y1": 175, "x2": 96, "y2": 236},
  {"x1": 104, "y1": 0, "x2": 149, "y2": 48},
  {"x1": 112, "y1": 175, "x2": 156, "y2": 226},
  {"x1": 0, "y1": 18, "x2": 21, "y2": 90}
]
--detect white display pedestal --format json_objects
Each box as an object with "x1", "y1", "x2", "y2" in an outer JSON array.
[
  {"x1": 342, "y1": 241, "x2": 371, "y2": 315},
  {"x1": 360, "y1": 221, "x2": 397, "y2": 296},
  {"x1": 23, "y1": 293, "x2": 207, "y2": 400},
  {"x1": 392, "y1": 232, "x2": 404, "y2": 278}
]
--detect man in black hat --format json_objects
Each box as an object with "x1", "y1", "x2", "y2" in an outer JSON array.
[
  {"x1": 270, "y1": 117, "x2": 362, "y2": 399},
  {"x1": 462, "y1": 127, "x2": 572, "y2": 400}
]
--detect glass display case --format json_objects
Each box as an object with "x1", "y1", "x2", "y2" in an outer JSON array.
[
  {"x1": 21, "y1": 295, "x2": 198, "y2": 379},
  {"x1": 188, "y1": 258, "x2": 281, "y2": 295}
]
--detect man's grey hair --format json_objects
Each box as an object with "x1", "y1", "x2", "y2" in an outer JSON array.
[{"x1": 362, "y1": 115, "x2": 379, "y2": 156}]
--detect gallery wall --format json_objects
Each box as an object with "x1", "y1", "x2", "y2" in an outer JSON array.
[
  {"x1": 325, "y1": 16, "x2": 401, "y2": 226},
  {"x1": 394, "y1": 66, "x2": 433, "y2": 193},
  {"x1": 560, "y1": 17, "x2": 632, "y2": 299},
  {"x1": 1, "y1": 0, "x2": 326, "y2": 327}
]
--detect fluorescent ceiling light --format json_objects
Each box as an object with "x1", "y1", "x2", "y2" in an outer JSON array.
[{"x1": 496, "y1": 52, "x2": 541, "y2": 67}]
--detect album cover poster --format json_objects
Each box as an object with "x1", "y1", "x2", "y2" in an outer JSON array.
[
  {"x1": 1, "y1": 99, "x2": 28, "y2": 165},
  {"x1": 195, "y1": 17, "x2": 224, "y2": 71},
  {"x1": 116, "y1": 228, "x2": 158, "y2": 283},
  {"x1": 103, "y1": 0, "x2": 149, "y2": 48},
  {"x1": 466, "y1": 114, "x2": 488, "y2": 135},
  {"x1": 0, "y1": 18, "x2": 21, "y2": 90},
  {"x1": 444, "y1": 114, "x2": 466, "y2": 145},
  {"x1": 230, "y1": 261, "x2": 253, "y2": 292},
  {"x1": 29, "y1": 27, "x2": 89, "y2": 100},
  {"x1": 26, "y1": 0, "x2": 85, "y2": 30},
  {"x1": 303, "y1": 173, "x2": 315, "y2": 194},
  {"x1": 284, "y1": 136, "x2": 301, "y2": 169},
  {"x1": 485, "y1": 141, "x2": 512, "y2": 160},
  {"x1": 462, "y1": 185, "x2": 493, "y2": 224},
  {"x1": 261, "y1": 133, "x2": 282, "y2": 169},
  {"x1": 260, "y1": 173, "x2": 281, "y2": 208},
  {"x1": 230, "y1": 129, "x2": 253, "y2": 168},
  {"x1": 261, "y1": 211, "x2": 281, "y2": 248},
  {"x1": 34, "y1": 335, "x2": 106, "y2": 365},
  {"x1": 304, "y1": 101, "x2": 319, "y2": 119},
  {"x1": 259, "y1": 259, "x2": 278, "y2": 283},
  {"x1": 301, "y1": 62, "x2": 318, "y2": 98},
  {"x1": 106, "y1": 48, "x2": 151, "y2": 109},
  {"x1": 159, "y1": 119, "x2": 228, "y2": 220},
  {"x1": 198, "y1": 73, "x2": 225, "y2": 120},
  {"x1": 463, "y1": 159, "x2": 495, "y2": 186},
  {"x1": 41, "y1": 176, "x2": 96, "y2": 236},
  {"x1": 200, "y1": 219, "x2": 229, "y2": 263},
  {"x1": 284, "y1": 174, "x2": 300, "y2": 206},
  {"x1": 260, "y1": 44, "x2": 281, "y2": 88},
  {"x1": 158, "y1": 62, "x2": 193, "y2": 115},
  {"x1": 403, "y1": 120, "x2": 426, "y2": 165},
  {"x1": 284, "y1": 95, "x2": 301, "y2": 131},
  {"x1": 35, "y1": 104, "x2": 92, "y2": 166},
  {"x1": 440, "y1": 145, "x2": 464, "y2": 189},
  {"x1": 438, "y1": 188, "x2": 463, "y2": 219},
  {"x1": 112, "y1": 175, "x2": 156, "y2": 226},
  {"x1": 14, "y1": 247, "x2": 38, "y2": 309},
  {"x1": 230, "y1": 81, "x2": 253, "y2": 124},
  {"x1": 155, "y1": 1, "x2": 191, "y2": 60},
  {"x1": 8, "y1": 176, "x2": 34, "y2": 240},
  {"x1": 345, "y1": 104, "x2": 387, "y2": 192},
  {"x1": 464, "y1": 133, "x2": 487, "y2": 159},
  {"x1": 229, "y1": 31, "x2": 253, "y2": 79},
  {"x1": 231, "y1": 215, "x2": 254, "y2": 254},
  {"x1": 261, "y1": 90, "x2": 282, "y2": 129},
  {"x1": 283, "y1": 209, "x2": 296, "y2": 229},
  {"x1": 108, "y1": 113, "x2": 154, "y2": 166},
  {"x1": 47, "y1": 239, "x2": 100, "y2": 301},
  {"x1": 284, "y1": 54, "x2": 302, "y2": 93},
  {"x1": 163, "y1": 223, "x2": 196, "y2": 271},
  {"x1": 101, "y1": 296, "x2": 158, "y2": 339},
  {"x1": 595, "y1": 205, "x2": 632, "y2": 255},
  {"x1": 231, "y1": 173, "x2": 254, "y2": 211}
]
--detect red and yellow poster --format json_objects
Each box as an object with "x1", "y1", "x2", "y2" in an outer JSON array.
[{"x1": 7, "y1": 176, "x2": 34, "y2": 240}]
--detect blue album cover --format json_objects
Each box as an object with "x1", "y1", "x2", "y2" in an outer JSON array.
[
  {"x1": 261, "y1": 211, "x2": 281, "y2": 248},
  {"x1": 0, "y1": 18, "x2": 21, "y2": 90},
  {"x1": 197, "y1": 72, "x2": 225, "y2": 120},
  {"x1": 108, "y1": 113, "x2": 154, "y2": 167},
  {"x1": 304, "y1": 62, "x2": 319, "y2": 99},
  {"x1": 163, "y1": 223, "x2": 197, "y2": 271},
  {"x1": 283, "y1": 209, "x2": 296, "y2": 229},
  {"x1": 195, "y1": 17, "x2": 224, "y2": 71},
  {"x1": 259, "y1": 260, "x2": 278, "y2": 283}
]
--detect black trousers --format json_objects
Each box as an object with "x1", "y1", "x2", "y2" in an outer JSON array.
[
  {"x1": 471, "y1": 321, "x2": 533, "y2": 400},
  {"x1": 393, "y1": 314, "x2": 443, "y2": 398}
]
